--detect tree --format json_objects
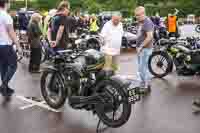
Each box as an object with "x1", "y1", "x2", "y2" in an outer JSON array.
[{"x1": 10, "y1": 0, "x2": 200, "y2": 16}]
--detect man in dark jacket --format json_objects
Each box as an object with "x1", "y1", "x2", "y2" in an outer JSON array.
[{"x1": 47, "y1": 1, "x2": 70, "y2": 50}]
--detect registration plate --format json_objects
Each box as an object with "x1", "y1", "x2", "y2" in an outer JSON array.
[{"x1": 128, "y1": 87, "x2": 140, "y2": 104}]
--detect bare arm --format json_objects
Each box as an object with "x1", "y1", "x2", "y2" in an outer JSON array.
[
  {"x1": 142, "y1": 31, "x2": 153, "y2": 48},
  {"x1": 47, "y1": 27, "x2": 52, "y2": 42},
  {"x1": 55, "y1": 25, "x2": 64, "y2": 44},
  {"x1": 7, "y1": 24, "x2": 18, "y2": 45}
]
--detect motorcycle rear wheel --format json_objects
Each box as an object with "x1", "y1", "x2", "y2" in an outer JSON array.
[{"x1": 95, "y1": 79, "x2": 132, "y2": 128}]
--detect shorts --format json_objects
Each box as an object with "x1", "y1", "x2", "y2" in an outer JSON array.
[{"x1": 103, "y1": 54, "x2": 119, "y2": 71}]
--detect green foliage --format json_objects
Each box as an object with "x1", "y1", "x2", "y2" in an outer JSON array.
[{"x1": 10, "y1": 0, "x2": 200, "y2": 16}]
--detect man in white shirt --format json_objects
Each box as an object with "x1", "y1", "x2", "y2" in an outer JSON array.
[
  {"x1": 0, "y1": 0, "x2": 19, "y2": 97},
  {"x1": 100, "y1": 13, "x2": 123, "y2": 73}
]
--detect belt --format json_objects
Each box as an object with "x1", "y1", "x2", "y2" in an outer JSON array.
[{"x1": 0, "y1": 44, "x2": 12, "y2": 48}]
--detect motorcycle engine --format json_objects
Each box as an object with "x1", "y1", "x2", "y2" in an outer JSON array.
[
  {"x1": 174, "y1": 52, "x2": 187, "y2": 68},
  {"x1": 84, "y1": 49, "x2": 105, "y2": 71}
]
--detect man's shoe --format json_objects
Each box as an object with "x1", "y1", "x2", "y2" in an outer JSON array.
[
  {"x1": 139, "y1": 85, "x2": 151, "y2": 96},
  {"x1": 0, "y1": 85, "x2": 3, "y2": 93},
  {"x1": 1, "y1": 86, "x2": 15, "y2": 97},
  {"x1": 192, "y1": 99, "x2": 200, "y2": 112}
]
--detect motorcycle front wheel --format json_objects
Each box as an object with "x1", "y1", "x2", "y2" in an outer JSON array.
[
  {"x1": 95, "y1": 79, "x2": 132, "y2": 128},
  {"x1": 195, "y1": 25, "x2": 200, "y2": 33},
  {"x1": 148, "y1": 51, "x2": 173, "y2": 78},
  {"x1": 41, "y1": 71, "x2": 67, "y2": 109}
]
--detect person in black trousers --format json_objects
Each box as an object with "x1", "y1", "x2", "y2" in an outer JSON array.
[
  {"x1": 0, "y1": 0, "x2": 19, "y2": 97},
  {"x1": 27, "y1": 13, "x2": 42, "y2": 73}
]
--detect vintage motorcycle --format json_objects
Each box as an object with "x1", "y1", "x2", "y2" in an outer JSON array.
[
  {"x1": 41, "y1": 49, "x2": 139, "y2": 128},
  {"x1": 75, "y1": 28, "x2": 102, "y2": 51},
  {"x1": 148, "y1": 38, "x2": 200, "y2": 78}
]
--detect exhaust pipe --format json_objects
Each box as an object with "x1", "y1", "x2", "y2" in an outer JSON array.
[{"x1": 69, "y1": 93, "x2": 111, "y2": 107}]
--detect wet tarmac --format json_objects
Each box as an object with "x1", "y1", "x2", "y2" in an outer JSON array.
[{"x1": 1, "y1": 52, "x2": 200, "y2": 133}]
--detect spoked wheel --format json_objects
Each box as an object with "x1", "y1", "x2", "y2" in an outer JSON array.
[
  {"x1": 41, "y1": 71, "x2": 67, "y2": 109},
  {"x1": 195, "y1": 25, "x2": 200, "y2": 33},
  {"x1": 95, "y1": 79, "x2": 132, "y2": 128},
  {"x1": 148, "y1": 51, "x2": 173, "y2": 78}
]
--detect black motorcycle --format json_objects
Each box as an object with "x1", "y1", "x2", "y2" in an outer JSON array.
[{"x1": 41, "y1": 49, "x2": 138, "y2": 128}]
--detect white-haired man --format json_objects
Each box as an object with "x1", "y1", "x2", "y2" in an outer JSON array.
[
  {"x1": 100, "y1": 13, "x2": 123, "y2": 74},
  {"x1": 135, "y1": 6, "x2": 154, "y2": 95}
]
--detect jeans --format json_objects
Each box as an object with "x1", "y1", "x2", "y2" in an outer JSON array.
[
  {"x1": 0, "y1": 45, "x2": 17, "y2": 86},
  {"x1": 137, "y1": 48, "x2": 152, "y2": 86}
]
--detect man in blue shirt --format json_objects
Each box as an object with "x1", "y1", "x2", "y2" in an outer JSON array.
[{"x1": 135, "y1": 6, "x2": 154, "y2": 95}]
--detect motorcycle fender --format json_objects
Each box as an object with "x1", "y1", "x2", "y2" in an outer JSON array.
[
  {"x1": 41, "y1": 65, "x2": 58, "y2": 73},
  {"x1": 87, "y1": 37, "x2": 100, "y2": 43},
  {"x1": 110, "y1": 76, "x2": 131, "y2": 97},
  {"x1": 110, "y1": 76, "x2": 130, "y2": 88}
]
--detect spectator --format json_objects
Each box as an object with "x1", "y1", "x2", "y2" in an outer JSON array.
[
  {"x1": 47, "y1": 1, "x2": 70, "y2": 50},
  {"x1": 0, "y1": 0, "x2": 19, "y2": 97},
  {"x1": 27, "y1": 13, "x2": 42, "y2": 73},
  {"x1": 100, "y1": 13, "x2": 123, "y2": 73},
  {"x1": 135, "y1": 6, "x2": 154, "y2": 95},
  {"x1": 18, "y1": 11, "x2": 28, "y2": 31},
  {"x1": 89, "y1": 14, "x2": 99, "y2": 34}
]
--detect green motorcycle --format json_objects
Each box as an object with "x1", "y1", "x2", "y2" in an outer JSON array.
[{"x1": 149, "y1": 38, "x2": 200, "y2": 78}]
